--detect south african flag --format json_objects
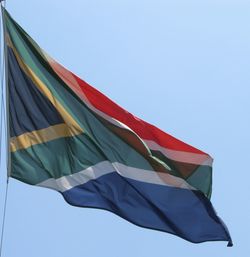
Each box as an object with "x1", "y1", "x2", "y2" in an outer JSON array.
[{"x1": 3, "y1": 7, "x2": 232, "y2": 246}]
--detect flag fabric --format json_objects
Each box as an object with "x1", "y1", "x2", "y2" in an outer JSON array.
[{"x1": 4, "y1": 8, "x2": 232, "y2": 246}]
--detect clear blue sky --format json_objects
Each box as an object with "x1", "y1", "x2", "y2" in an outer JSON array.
[{"x1": 0, "y1": 0, "x2": 249, "y2": 256}]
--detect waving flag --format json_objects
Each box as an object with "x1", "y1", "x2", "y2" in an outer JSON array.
[{"x1": 4, "y1": 8, "x2": 232, "y2": 245}]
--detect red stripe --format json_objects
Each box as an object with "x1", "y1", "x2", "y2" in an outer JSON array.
[{"x1": 69, "y1": 73, "x2": 207, "y2": 155}]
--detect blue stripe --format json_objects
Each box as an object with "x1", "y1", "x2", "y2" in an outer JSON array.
[{"x1": 62, "y1": 172, "x2": 232, "y2": 245}]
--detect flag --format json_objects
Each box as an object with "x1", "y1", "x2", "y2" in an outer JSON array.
[{"x1": 3, "y1": 8, "x2": 232, "y2": 245}]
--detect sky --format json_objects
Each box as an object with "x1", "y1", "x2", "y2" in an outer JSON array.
[{"x1": 0, "y1": 0, "x2": 249, "y2": 256}]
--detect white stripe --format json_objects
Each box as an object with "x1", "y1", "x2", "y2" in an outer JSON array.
[
  {"x1": 37, "y1": 161, "x2": 195, "y2": 193},
  {"x1": 144, "y1": 140, "x2": 213, "y2": 166},
  {"x1": 112, "y1": 162, "x2": 194, "y2": 190},
  {"x1": 37, "y1": 161, "x2": 113, "y2": 192}
]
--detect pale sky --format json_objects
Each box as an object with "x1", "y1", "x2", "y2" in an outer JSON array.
[{"x1": 0, "y1": 1, "x2": 249, "y2": 256}]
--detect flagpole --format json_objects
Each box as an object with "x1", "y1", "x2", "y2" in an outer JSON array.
[
  {"x1": 0, "y1": 1, "x2": 10, "y2": 257},
  {"x1": 1, "y1": 0, "x2": 10, "y2": 180}
]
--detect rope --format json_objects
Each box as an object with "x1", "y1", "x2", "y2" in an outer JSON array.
[{"x1": 0, "y1": 181, "x2": 9, "y2": 257}]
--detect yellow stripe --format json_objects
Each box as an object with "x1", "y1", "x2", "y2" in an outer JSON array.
[
  {"x1": 7, "y1": 35, "x2": 84, "y2": 144},
  {"x1": 10, "y1": 124, "x2": 77, "y2": 152}
]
